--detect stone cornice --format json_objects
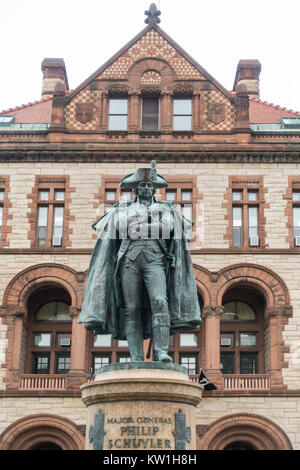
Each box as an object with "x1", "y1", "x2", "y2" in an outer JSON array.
[{"x1": 1, "y1": 150, "x2": 300, "y2": 163}]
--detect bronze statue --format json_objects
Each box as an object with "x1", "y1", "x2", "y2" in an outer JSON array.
[{"x1": 78, "y1": 161, "x2": 201, "y2": 363}]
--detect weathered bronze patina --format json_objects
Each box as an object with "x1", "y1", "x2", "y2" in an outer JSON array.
[{"x1": 78, "y1": 161, "x2": 201, "y2": 362}]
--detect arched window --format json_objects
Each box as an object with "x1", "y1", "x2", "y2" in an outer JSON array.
[
  {"x1": 25, "y1": 287, "x2": 72, "y2": 375},
  {"x1": 220, "y1": 287, "x2": 265, "y2": 375}
]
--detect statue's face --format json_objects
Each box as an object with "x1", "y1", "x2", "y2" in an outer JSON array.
[{"x1": 137, "y1": 181, "x2": 154, "y2": 200}]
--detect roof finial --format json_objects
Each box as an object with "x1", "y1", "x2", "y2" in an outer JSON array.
[{"x1": 144, "y1": 3, "x2": 161, "y2": 24}]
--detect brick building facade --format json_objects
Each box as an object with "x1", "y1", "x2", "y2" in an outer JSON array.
[{"x1": 0, "y1": 4, "x2": 299, "y2": 450}]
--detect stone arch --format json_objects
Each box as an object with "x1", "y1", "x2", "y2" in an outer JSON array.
[
  {"x1": 193, "y1": 263, "x2": 212, "y2": 306},
  {"x1": 3, "y1": 263, "x2": 85, "y2": 311},
  {"x1": 0, "y1": 414, "x2": 85, "y2": 450},
  {"x1": 198, "y1": 413, "x2": 293, "y2": 450},
  {"x1": 215, "y1": 263, "x2": 290, "y2": 309},
  {"x1": 128, "y1": 58, "x2": 174, "y2": 86}
]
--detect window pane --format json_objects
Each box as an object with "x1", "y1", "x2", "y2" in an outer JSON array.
[
  {"x1": 166, "y1": 190, "x2": 176, "y2": 201},
  {"x1": 292, "y1": 191, "x2": 300, "y2": 201},
  {"x1": 233, "y1": 206, "x2": 242, "y2": 226},
  {"x1": 53, "y1": 206, "x2": 64, "y2": 239},
  {"x1": 233, "y1": 227, "x2": 242, "y2": 247},
  {"x1": 56, "y1": 333, "x2": 72, "y2": 348},
  {"x1": 118, "y1": 355, "x2": 131, "y2": 363},
  {"x1": 240, "y1": 353, "x2": 257, "y2": 374},
  {"x1": 222, "y1": 301, "x2": 255, "y2": 321},
  {"x1": 109, "y1": 98, "x2": 128, "y2": 115},
  {"x1": 39, "y1": 190, "x2": 49, "y2": 201},
  {"x1": 118, "y1": 340, "x2": 128, "y2": 347},
  {"x1": 232, "y1": 190, "x2": 242, "y2": 201},
  {"x1": 93, "y1": 355, "x2": 110, "y2": 371},
  {"x1": 56, "y1": 354, "x2": 70, "y2": 374},
  {"x1": 33, "y1": 354, "x2": 50, "y2": 374},
  {"x1": 248, "y1": 206, "x2": 258, "y2": 227},
  {"x1": 240, "y1": 333, "x2": 257, "y2": 346},
  {"x1": 121, "y1": 190, "x2": 132, "y2": 201},
  {"x1": 0, "y1": 206, "x2": 3, "y2": 236},
  {"x1": 233, "y1": 206, "x2": 242, "y2": 247},
  {"x1": 173, "y1": 116, "x2": 192, "y2": 131},
  {"x1": 173, "y1": 99, "x2": 192, "y2": 115},
  {"x1": 105, "y1": 190, "x2": 116, "y2": 201},
  {"x1": 248, "y1": 190, "x2": 258, "y2": 201},
  {"x1": 293, "y1": 207, "x2": 300, "y2": 228},
  {"x1": 179, "y1": 333, "x2": 198, "y2": 347},
  {"x1": 181, "y1": 190, "x2": 192, "y2": 201},
  {"x1": 37, "y1": 206, "x2": 48, "y2": 247},
  {"x1": 182, "y1": 204, "x2": 192, "y2": 220},
  {"x1": 0, "y1": 190, "x2": 4, "y2": 201},
  {"x1": 220, "y1": 333, "x2": 234, "y2": 347},
  {"x1": 55, "y1": 190, "x2": 65, "y2": 201},
  {"x1": 34, "y1": 333, "x2": 52, "y2": 347},
  {"x1": 36, "y1": 301, "x2": 71, "y2": 321},
  {"x1": 108, "y1": 115, "x2": 127, "y2": 130},
  {"x1": 220, "y1": 353, "x2": 234, "y2": 374},
  {"x1": 142, "y1": 98, "x2": 159, "y2": 131},
  {"x1": 180, "y1": 356, "x2": 197, "y2": 374},
  {"x1": 93, "y1": 334, "x2": 112, "y2": 347}
]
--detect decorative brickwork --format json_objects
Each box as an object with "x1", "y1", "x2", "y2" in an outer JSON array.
[
  {"x1": 198, "y1": 413, "x2": 293, "y2": 450},
  {"x1": 0, "y1": 413, "x2": 84, "y2": 450},
  {"x1": 223, "y1": 175, "x2": 269, "y2": 249},
  {"x1": 0, "y1": 176, "x2": 12, "y2": 248},
  {"x1": 100, "y1": 30, "x2": 203, "y2": 80},
  {"x1": 65, "y1": 89, "x2": 101, "y2": 130},
  {"x1": 26, "y1": 176, "x2": 75, "y2": 249},
  {"x1": 204, "y1": 89, "x2": 235, "y2": 131}
]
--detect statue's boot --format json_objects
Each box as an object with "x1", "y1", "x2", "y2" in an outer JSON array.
[
  {"x1": 125, "y1": 320, "x2": 144, "y2": 362},
  {"x1": 152, "y1": 313, "x2": 172, "y2": 363}
]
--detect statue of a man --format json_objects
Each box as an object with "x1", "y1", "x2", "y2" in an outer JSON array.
[{"x1": 78, "y1": 162, "x2": 201, "y2": 362}]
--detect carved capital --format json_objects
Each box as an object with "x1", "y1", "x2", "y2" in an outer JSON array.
[
  {"x1": 52, "y1": 93, "x2": 65, "y2": 107},
  {"x1": 202, "y1": 306, "x2": 224, "y2": 318},
  {"x1": 210, "y1": 272, "x2": 219, "y2": 283},
  {"x1": 76, "y1": 272, "x2": 86, "y2": 283},
  {"x1": 69, "y1": 306, "x2": 81, "y2": 319},
  {"x1": 128, "y1": 88, "x2": 141, "y2": 97},
  {"x1": 141, "y1": 86, "x2": 161, "y2": 97},
  {"x1": 266, "y1": 304, "x2": 293, "y2": 319},
  {"x1": 107, "y1": 85, "x2": 129, "y2": 97},
  {"x1": 173, "y1": 83, "x2": 194, "y2": 97},
  {"x1": 0, "y1": 305, "x2": 26, "y2": 318}
]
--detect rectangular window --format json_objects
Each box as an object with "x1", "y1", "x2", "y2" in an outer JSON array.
[
  {"x1": 118, "y1": 355, "x2": 131, "y2": 363},
  {"x1": 232, "y1": 206, "x2": 243, "y2": 247},
  {"x1": 32, "y1": 353, "x2": 50, "y2": 374},
  {"x1": 293, "y1": 206, "x2": 300, "y2": 245},
  {"x1": 142, "y1": 97, "x2": 159, "y2": 131},
  {"x1": 108, "y1": 98, "x2": 128, "y2": 131},
  {"x1": 0, "y1": 205, "x2": 3, "y2": 240},
  {"x1": 118, "y1": 340, "x2": 128, "y2": 347},
  {"x1": 179, "y1": 333, "x2": 198, "y2": 347},
  {"x1": 93, "y1": 355, "x2": 110, "y2": 372},
  {"x1": 220, "y1": 353, "x2": 234, "y2": 374},
  {"x1": 34, "y1": 333, "x2": 52, "y2": 347},
  {"x1": 56, "y1": 354, "x2": 70, "y2": 374},
  {"x1": 180, "y1": 355, "x2": 197, "y2": 374},
  {"x1": 93, "y1": 334, "x2": 112, "y2": 347},
  {"x1": 173, "y1": 99, "x2": 192, "y2": 131},
  {"x1": 36, "y1": 184, "x2": 66, "y2": 248},
  {"x1": 240, "y1": 353, "x2": 257, "y2": 374},
  {"x1": 37, "y1": 206, "x2": 48, "y2": 247},
  {"x1": 248, "y1": 206, "x2": 259, "y2": 246},
  {"x1": 240, "y1": 333, "x2": 257, "y2": 346}
]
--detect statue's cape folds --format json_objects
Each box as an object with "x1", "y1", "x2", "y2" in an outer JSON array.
[{"x1": 78, "y1": 202, "x2": 201, "y2": 339}]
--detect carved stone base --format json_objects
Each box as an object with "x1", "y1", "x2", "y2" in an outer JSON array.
[{"x1": 81, "y1": 362, "x2": 203, "y2": 451}]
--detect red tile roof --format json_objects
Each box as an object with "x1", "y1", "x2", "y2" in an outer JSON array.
[
  {"x1": 249, "y1": 97, "x2": 300, "y2": 123},
  {"x1": 0, "y1": 96, "x2": 52, "y2": 124},
  {"x1": 1, "y1": 93, "x2": 300, "y2": 126}
]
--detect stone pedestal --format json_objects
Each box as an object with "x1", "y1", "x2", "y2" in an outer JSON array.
[{"x1": 81, "y1": 362, "x2": 203, "y2": 451}]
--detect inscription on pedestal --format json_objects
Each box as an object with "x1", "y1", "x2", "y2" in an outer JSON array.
[{"x1": 105, "y1": 415, "x2": 174, "y2": 450}]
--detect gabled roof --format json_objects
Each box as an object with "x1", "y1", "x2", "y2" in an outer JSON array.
[{"x1": 65, "y1": 22, "x2": 234, "y2": 104}]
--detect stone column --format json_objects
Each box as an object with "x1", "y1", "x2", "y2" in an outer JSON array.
[
  {"x1": 128, "y1": 90, "x2": 140, "y2": 132},
  {"x1": 160, "y1": 91, "x2": 172, "y2": 131},
  {"x1": 202, "y1": 306, "x2": 223, "y2": 388},
  {"x1": 69, "y1": 307, "x2": 87, "y2": 385},
  {"x1": 266, "y1": 305, "x2": 292, "y2": 391},
  {"x1": 50, "y1": 84, "x2": 66, "y2": 130}
]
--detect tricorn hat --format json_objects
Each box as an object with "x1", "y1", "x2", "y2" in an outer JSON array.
[{"x1": 119, "y1": 160, "x2": 168, "y2": 189}]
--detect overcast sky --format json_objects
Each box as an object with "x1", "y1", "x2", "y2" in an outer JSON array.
[{"x1": 1, "y1": 0, "x2": 300, "y2": 112}]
